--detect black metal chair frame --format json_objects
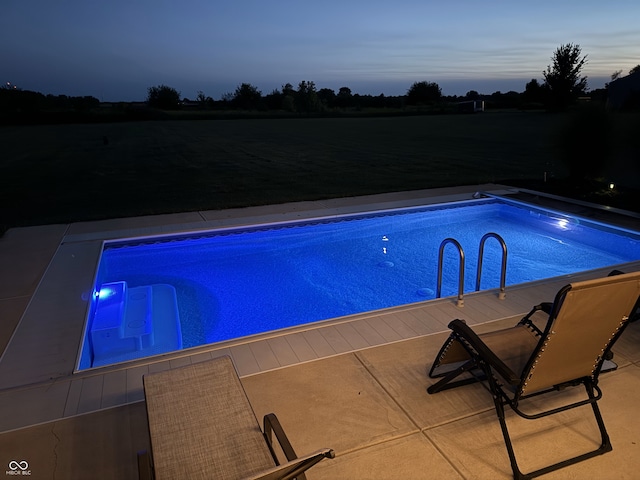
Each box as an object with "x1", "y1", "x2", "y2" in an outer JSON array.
[
  {"x1": 427, "y1": 276, "x2": 640, "y2": 480},
  {"x1": 262, "y1": 413, "x2": 335, "y2": 480}
]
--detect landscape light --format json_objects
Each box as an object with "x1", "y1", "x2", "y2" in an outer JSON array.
[{"x1": 609, "y1": 183, "x2": 615, "y2": 190}]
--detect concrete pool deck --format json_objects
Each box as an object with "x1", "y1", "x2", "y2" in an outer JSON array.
[{"x1": 1, "y1": 184, "x2": 639, "y2": 479}]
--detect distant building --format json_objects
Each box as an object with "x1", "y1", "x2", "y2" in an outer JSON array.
[{"x1": 607, "y1": 71, "x2": 640, "y2": 110}]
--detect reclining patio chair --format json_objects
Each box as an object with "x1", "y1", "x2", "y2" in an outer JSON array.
[
  {"x1": 139, "y1": 355, "x2": 334, "y2": 480},
  {"x1": 427, "y1": 270, "x2": 640, "y2": 480}
]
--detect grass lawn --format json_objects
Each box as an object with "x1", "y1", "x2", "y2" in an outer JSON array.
[{"x1": 0, "y1": 110, "x2": 636, "y2": 230}]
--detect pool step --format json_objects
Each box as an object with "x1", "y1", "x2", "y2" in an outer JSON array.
[
  {"x1": 122, "y1": 285, "x2": 155, "y2": 350},
  {"x1": 90, "y1": 281, "x2": 182, "y2": 367},
  {"x1": 91, "y1": 282, "x2": 154, "y2": 356}
]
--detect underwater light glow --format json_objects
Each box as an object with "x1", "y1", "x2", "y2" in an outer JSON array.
[{"x1": 97, "y1": 287, "x2": 115, "y2": 299}]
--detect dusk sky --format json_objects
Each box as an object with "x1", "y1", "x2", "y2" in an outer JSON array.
[{"x1": 3, "y1": 1, "x2": 639, "y2": 102}]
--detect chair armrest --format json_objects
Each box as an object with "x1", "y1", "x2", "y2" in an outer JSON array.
[
  {"x1": 519, "y1": 303, "x2": 552, "y2": 335},
  {"x1": 448, "y1": 319, "x2": 520, "y2": 385},
  {"x1": 263, "y1": 413, "x2": 298, "y2": 462},
  {"x1": 520, "y1": 302, "x2": 552, "y2": 319},
  {"x1": 538, "y1": 302, "x2": 553, "y2": 315},
  {"x1": 242, "y1": 448, "x2": 335, "y2": 480},
  {"x1": 262, "y1": 414, "x2": 335, "y2": 480}
]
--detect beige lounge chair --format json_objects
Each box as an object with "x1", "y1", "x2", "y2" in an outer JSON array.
[
  {"x1": 427, "y1": 270, "x2": 640, "y2": 480},
  {"x1": 139, "y1": 356, "x2": 334, "y2": 480}
]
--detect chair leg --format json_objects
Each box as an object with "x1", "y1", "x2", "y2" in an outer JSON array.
[
  {"x1": 427, "y1": 360, "x2": 478, "y2": 394},
  {"x1": 491, "y1": 379, "x2": 613, "y2": 480},
  {"x1": 493, "y1": 394, "x2": 530, "y2": 480},
  {"x1": 586, "y1": 382, "x2": 613, "y2": 454}
]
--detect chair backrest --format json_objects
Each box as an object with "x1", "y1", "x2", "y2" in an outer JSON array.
[
  {"x1": 519, "y1": 271, "x2": 640, "y2": 396},
  {"x1": 144, "y1": 356, "x2": 276, "y2": 480}
]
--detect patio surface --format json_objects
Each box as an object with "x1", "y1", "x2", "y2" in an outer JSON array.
[{"x1": 1, "y1": 184, "x2": 639, "y2": 479}]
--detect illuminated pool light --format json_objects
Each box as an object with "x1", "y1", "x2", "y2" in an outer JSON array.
[{"x1": 96, "y1": 285, "x2": 118, "y2": 299}]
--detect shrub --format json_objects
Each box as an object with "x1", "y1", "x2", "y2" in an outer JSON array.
[{"x1": 147, "y1": 85, "x2": 181, "y2": 110}]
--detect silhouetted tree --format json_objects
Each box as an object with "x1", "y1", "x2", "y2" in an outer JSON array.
[
  {"x1": 523, "y1": 79, "x2": 546, "y2": 105},
  {"x1": 406, "y1": 81, "x2": 442, "y2": 105},
  {"x1": 336, "y1": 87, "x2": 353, "y2": 108},
  {"x1": 464, "y1": 90, "x2": 480, "y2": 100},
  {"x1": 542, "y1": 43, "x2": 588, "y2": 110},
  {"x1": 317, "y1": 88, "x2": 336, "y2": 108},
  {"x1": 486, "y1": 90, "x2": 521, "y2": 109},
  {"x1": 71, "y1": 95, "x2": 99, "y2": 111},
  {"x1": 296, "y1": 80, "x2": 320, "y2": 112},
  {"x1": 147, "y1": 85, "x2": 181, "y2": 109},
  {"x1": 196, "y1": 90, "x2": 207, "y2": 108},
  {"x1": 605, "y1": 70, "x2": 623, "y2": 90},
  {"x1": 232, "y1": 83, "x2": 262, "y2": 110},
  {"x1": 280, "y1": 83, "x2": 296, "y2": 111},
  {"x1": 281, "y1": 83, "x2": 295, "y2": 97},
  {"x1": 264, "y1": 88, "x2": 283, "y2": 110},
  {"x1": 630, "y1": 65, "x2": 640, "y2": 75},
  {"x1": 0, "y1": 88, "x2": 45, "y2": 112}
]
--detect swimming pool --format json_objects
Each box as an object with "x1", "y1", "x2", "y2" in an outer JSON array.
[{"x1": 78, "y1": 197, "x2": 640, "y2": 369}]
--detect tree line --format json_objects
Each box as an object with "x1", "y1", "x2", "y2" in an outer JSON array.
[
  {"x1": 148, "y1": 81, "x2": 408, "y2": 112},
  {"x1": 147, "y1": 44, "x2": 638, "y2": 113},
  {"x1": 146, "y1": 79, "x2": 536, "y2": 113},
  {"x1": 0, "y1": 83, "x2": 100, "y2": 112},
  {"x1": 3, "y1": 44, "x2": 638, "y2": 123}
]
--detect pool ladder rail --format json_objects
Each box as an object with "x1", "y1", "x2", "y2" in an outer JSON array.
[{"x1": 436, "y1": 232, "x2": 508, "y2": 307}]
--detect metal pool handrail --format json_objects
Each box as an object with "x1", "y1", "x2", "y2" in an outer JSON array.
[
  {"x1": 476, "y1": 232, "x2": 508, "y2": 300},
  {"x1": 437, "y1": 238, "x2": 465, "y2": 307},
  {"x1": 436, "y1": 233, "x2": 508, "y2": 306}
]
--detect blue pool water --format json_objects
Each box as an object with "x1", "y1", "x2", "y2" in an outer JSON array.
[{"x1": 79, "y1": 198, "x2": 640, "y2": 369}]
